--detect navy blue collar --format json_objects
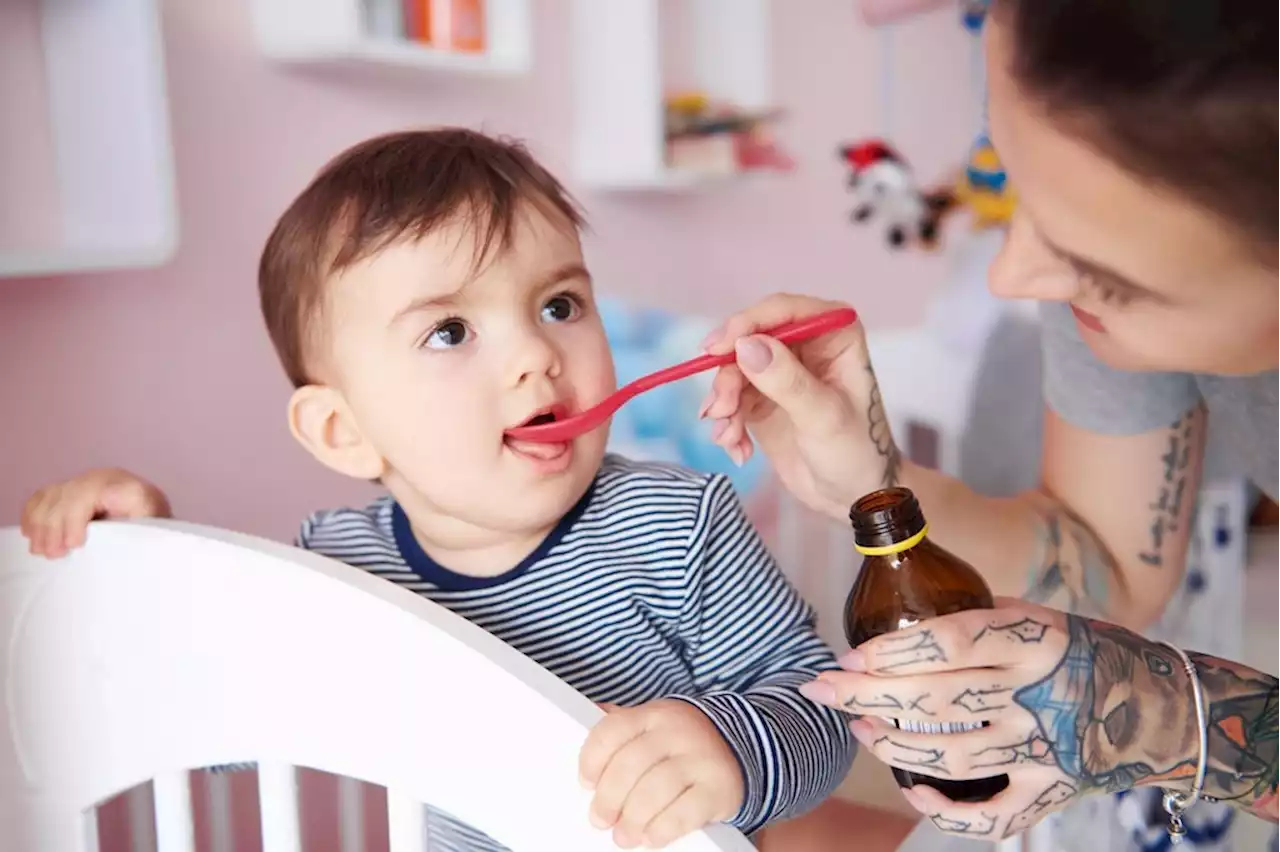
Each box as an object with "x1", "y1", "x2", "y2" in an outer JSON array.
[{"x1": 391, "y1": 483, "x2": 594, "y2": 592}]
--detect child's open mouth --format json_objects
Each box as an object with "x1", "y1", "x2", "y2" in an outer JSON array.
[{"x1": 504, "y1": 406, "x2": 572, "y2": 464}]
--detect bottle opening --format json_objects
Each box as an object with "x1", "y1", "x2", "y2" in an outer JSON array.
[{"x1": 849, "y1": 487, "x2": 927, "y2": 552}]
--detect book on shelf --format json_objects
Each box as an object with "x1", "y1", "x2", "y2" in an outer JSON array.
[{"x1": 361, "y1": 0, "x2": 487, "y2": 53}]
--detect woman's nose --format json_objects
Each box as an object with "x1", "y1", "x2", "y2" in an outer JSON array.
[{"x1": 988, "y1": 213, "x2": 1078, "y2": 302}]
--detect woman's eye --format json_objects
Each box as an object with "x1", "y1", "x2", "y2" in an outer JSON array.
[
  {"x1": 423, "y1": 320, "x2": 469, "y2": 349},
  {"x1": 541, "y1": 295, "x2": 580, "y2": 323}
]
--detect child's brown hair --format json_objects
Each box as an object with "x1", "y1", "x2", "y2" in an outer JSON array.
[{"x1": 259, "y1": 128, "x2": 585, "y2": 387}]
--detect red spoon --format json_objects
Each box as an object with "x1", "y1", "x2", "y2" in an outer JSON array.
[{"x1": 504, "y1": 307, "x2": 858, "y2": 444}]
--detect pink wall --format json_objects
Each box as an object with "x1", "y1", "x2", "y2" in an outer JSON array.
[{"x1": 0, "y1": 0, "x2": 973, "y2": 541}]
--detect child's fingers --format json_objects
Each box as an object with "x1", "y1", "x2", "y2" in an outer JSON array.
[
  {"x1": 22, "y1": 490, "x2": 59, "y2": 556},
  {"x1": 611, "y1": 758, "x2": 687, "y2": 847},
  {"x1": 641, "y1": 785, "x2": 709, "y2": 849},
  {"x1": 61, "y1": 505, "x2": 96, "y2": 552},
  {"x1": 20, "y1": 487, "x2": 55, "y2": 540},
  {"x1": 588, "y1": 731, "x2": 668, "y2": 830}
]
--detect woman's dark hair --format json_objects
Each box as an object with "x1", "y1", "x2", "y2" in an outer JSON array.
[{"x1": 993, "y1": 0, "x2": 1277, "y2": 257}]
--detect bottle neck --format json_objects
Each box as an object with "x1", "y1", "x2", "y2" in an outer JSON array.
[{"x1": 853, "y1": 523, "x2": 930, "y2": 558}]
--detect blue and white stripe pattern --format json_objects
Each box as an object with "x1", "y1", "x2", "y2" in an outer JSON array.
[{"x1": 290, "y1": 454, "x2": 854, "y2": 848}]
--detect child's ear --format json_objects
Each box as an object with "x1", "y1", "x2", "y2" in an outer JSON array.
[{"x1": 287, "y1": 385, "x2": 385, "y2": 481}]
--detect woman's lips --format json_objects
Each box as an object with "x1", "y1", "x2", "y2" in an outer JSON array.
[{"x1": 1070, "y1": 305, "x2": 1106, "y2": 333}]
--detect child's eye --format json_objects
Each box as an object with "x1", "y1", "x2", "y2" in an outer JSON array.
[
  {"x1": 541, "y1": 294, "x2": 581, "y2": 324},
  {"x1": 422, "y1": 319, "x2": 470, "y2": 349}
]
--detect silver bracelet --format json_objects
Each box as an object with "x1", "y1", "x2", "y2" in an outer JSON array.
[{"x1": 1160, "y1": 642, "x2": 1209, "y2": 844}]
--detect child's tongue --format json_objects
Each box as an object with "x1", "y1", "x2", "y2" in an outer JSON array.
[{"x1": 506, "y1": 437, "x2": 567, "y2": 459}]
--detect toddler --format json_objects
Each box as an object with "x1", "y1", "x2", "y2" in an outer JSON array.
[{"x1": 20, "y1": 129, "x2": 854, "y2": 850}]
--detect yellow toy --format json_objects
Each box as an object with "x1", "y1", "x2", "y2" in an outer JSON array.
[{"x1": 952, "y1": 135, "x2": 1016, "y2": 229}]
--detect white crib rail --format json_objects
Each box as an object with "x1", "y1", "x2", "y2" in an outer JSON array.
[
  {"x1": 0, "y1": 520, "x2": 755, "y2": 852},
  {"x1": 152, "y1": 773, "x2": 194, "y2": 852}
]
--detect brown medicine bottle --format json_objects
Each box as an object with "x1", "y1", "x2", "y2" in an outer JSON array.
[{"x1": 843, "y1": 486, "x2": 1010, "y2": 803}]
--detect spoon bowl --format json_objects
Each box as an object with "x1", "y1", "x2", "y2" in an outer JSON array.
[{"x1": 504, "y1": 307, "x2": 858, "y2": 444}]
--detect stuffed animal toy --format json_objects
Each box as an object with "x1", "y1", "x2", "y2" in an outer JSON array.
[{"x1": 839, "y1": 139, "x2": 950, "y2": 249}]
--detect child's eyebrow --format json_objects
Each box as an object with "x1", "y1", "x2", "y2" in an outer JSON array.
[
  {"x1": 388, "y1": 291, "x2": 461, "y2": 326},
  {"x1": 533, "y1": 262, "x2": 592, "y2": 291},
  {"x1": 388, "y1": 263, "x2": 592, "y2": 327}
]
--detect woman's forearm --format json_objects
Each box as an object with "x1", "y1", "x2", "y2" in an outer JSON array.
[
  {"x1": 893, "y1": 460, "x2": 1162, "y2": 630},
  {"x1": 1179, "y1": 651, "x2": 1279, "y2": 820}
]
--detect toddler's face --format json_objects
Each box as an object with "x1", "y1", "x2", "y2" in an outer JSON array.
[{"x1": 322, "y1": 206, "x2": 616, "y2": 536}]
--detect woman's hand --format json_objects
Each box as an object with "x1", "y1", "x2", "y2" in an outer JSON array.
[
  {"x1": 797, "y1": 599, "x2": 1206, "y2": 840},
  {"x1": 700, "y1": 293, "x2": 903, "y2": 522}
]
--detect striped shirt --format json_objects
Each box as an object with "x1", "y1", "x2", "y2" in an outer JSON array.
[{"x1": 236, "y1": 455, "x2": 854, "y2": 849}]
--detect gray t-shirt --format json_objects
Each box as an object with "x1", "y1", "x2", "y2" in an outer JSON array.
[{"x1": 1040, "y1": 301, "x2": 1278, "y2": 500}]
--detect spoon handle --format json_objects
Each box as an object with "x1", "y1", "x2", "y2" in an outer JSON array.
[
  {"x1": 506, "y1": 307, "x2": 859, "y2": 442},
  {"x1": 623, "y1": 307, "x2": 859, "y2": 395}
]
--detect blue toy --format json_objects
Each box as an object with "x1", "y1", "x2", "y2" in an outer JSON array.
[{"x1": 961, "y1": 0, "x2": 990, "y2": 32}]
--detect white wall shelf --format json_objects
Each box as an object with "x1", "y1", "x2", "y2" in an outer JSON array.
[
  {"x1": 0, "y1": 0, "x2": 178, "y2": 279},
  {"x1": 248, "y1": 0, "x2": 532, "y2": 77},
  {"x1": 571, "y1": 0, "x2": 773, "y2": 192}
]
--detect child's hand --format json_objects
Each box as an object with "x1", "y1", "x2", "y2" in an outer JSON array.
[
  {"x1": 579, "y1": 699, "x2": 744, "y2": 849},
  {"x1": 20, "y1": 468, "x2": 171, "y2": 558}
]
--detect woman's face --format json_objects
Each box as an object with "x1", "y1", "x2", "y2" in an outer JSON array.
[{"x1": 984, "y1": 19, "x2": 1278, "y2": 376}]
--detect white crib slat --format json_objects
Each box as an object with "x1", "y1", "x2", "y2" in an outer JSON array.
[
  {"x1": 83, "y1": 806, "x2": 101, "y2": 852},
  {"x1": 386, "y1": 791, "x2": 427, "y2": 852},
  {"x1": 152, "y1": 772, "x2": 195, "y2": 852},
  {"x1": 339, "y1": 776, "x2": 366, "y2": 852},
  {"x1": 257, "y1": 763, "x2": 303, "y2": 852},
  {"x1": 128, "y1": 784, "x2": 155, "y2": 852}
]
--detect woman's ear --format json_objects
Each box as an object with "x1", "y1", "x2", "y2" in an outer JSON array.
[{"x1": 287, "y1": 385, "x2": 385, "y2": 481}]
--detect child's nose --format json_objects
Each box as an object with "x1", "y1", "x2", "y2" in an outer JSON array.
[{"x1": 508, "y1": 329, "x2": 561, "y2": 385}]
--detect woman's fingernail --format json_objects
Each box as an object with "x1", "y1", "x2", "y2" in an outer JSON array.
[
  {"x1": 711, "y1": 418, "x2": 729, "y2": 441},
  {"x1": 734, "y1": 336, "x2": 773, "y2": 373},
  {"x1": 697, "y1": 390, "x2": 716, "y2": 419},
  {"x1": 849, "y1": 719, "x2": 873, "y2": 744},
  {"x1": 700, "y1": 324, "x2": 726, "y2": 350},
  {"x1": 900, "y1": 787, "x2": 927, "y2": 812},
  {"x1": 839, "y1": 650, "x2": 867, "y2": 672},
  {"x1": 798, "y1": 680, "x2": 838, "y2": 705}
]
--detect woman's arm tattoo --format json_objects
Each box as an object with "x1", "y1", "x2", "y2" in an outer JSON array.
[
  {"x1": 1010, "y1": 615, "x2": 1278, "y2": 822},
  {"x1": 1187, "y1": 651, "x2": 1279, "y2": 820}
]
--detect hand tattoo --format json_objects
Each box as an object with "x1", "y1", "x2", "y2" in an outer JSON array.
[
  {"x1": 969, "y1": 734, "x2": 1057, "y2": 770},
  {"x1": 951, "y1": 686, "x2": 1011, "y2": 714},
  {"x1": 929, "y1": 812, "x2": 998, "y2": 836},
  {"x1": 1014, "y1": 615, "x2": 1280, "y2": 823},
  {"x1": 1138, "y1": 408, "x2": 1200, "y2": 567},
  {"x1": 873, "y1": 735, "x2": 950, "y2": 775},
  {"x1": 1014, "y1": 617, "x2": 1196, "y2": 794},
  {"x1": 869, "y1": 628, "x2": 947, "y2": 672},
  {"x1": 973, "y1": 617, "x2": 1050, "y2": 645},
  {"x1": 1004, "y1": 780, "x2": 1077, "y2": 838},
  {"x1": 865, "y1": 364, "x2": 902, "y2": 488}
]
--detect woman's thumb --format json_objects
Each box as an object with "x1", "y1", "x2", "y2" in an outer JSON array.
[{"x1": 734, "y1": 335, "x2": 838, "y2": 425}]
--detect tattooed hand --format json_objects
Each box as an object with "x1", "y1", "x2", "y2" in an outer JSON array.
[{"x1": 797, "y1": 599, "x2": 1279, "y2": 839}]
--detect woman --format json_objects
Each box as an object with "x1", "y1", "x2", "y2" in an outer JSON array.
[{"x1": 701, "y1": 0, "x2": 1276, "y2": 842}]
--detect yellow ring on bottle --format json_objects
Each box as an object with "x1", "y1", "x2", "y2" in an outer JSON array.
[{"x1": 854, "y1": 524, "x2": 929, "y2": 556}]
